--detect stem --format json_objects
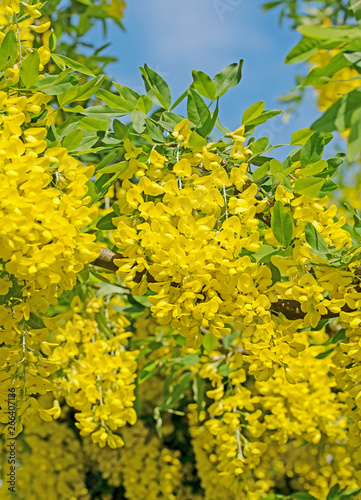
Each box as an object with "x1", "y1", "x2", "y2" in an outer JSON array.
[
  {"x1": 222, "y1": 185, "x2": 228, "y2": 219},
  {"x1": 15, "y1": 14, "x2": 22, "y2": 62}
]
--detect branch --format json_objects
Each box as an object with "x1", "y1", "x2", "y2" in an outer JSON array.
[
  {"x1": 91, "y1": 247, "x2": 123, "y2": 272},
  {"x1": 257, "y1": 212, "x2": 271, "y2": 227},
  {"x1": 269, "y1": 299, "x2": 354, "y2": 321},
  {"x1": 91, "y1": 247, "x2": 359, "y2": 321}
]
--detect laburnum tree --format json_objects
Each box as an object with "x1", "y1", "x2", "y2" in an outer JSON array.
[{"x1": 3, "y1": 0, "x2": 361, "y2": 499}]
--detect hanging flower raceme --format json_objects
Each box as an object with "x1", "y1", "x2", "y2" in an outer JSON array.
[
  {"x1": 0, "y1": 0, "x2": 100, "y2": 434},
  {"x1": 187, "y1": 330, "x2": 358, "y2": 500},
  {"x1": 51, "y1": 295, "x2": 138, "y2": 448}
]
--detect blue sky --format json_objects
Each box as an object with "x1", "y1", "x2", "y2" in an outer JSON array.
[{"x1": 88, "y1": 0, "x2": 321, "y2": 150}]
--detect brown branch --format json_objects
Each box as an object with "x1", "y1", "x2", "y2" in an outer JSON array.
[
  {"x1": 269, "y1": 299, "x2": 355, "y2": 321},
  {"x1": 91, "y1": 247, "x2": 360, "y2": 321},
  {"x1": 91, "y1": 247, "x2": 123, "y2": 272},
  {"x1": 257, "y1": 212, "x2": 271, "y2": 227}
]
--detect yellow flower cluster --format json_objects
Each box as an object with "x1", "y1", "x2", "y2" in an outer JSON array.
[
  {"x1": 332, "y1": 319, "x2": 361, "y2": 485},
  {"x1": 113, "y1": 128, "x2": 267, "y2": 350},
  {"x1": 0, "y1": 406, "x2": 194, "y2": 500},
  {"x1": 0, "y1": 403, "x2": 90, "y2": 500},
  {"x1": 111, "y1": 128, "x2": 354, "y2": 381},
  {"x1": 188, "y1": 331, "x2": 359, "y2": 499},
  {"x1": 0, "y1": 0, "x2": 100, "y2": 433},
  {"x1": 51, "y1": 295, "x2": 138, "y2": 448},
  {"x1": 112, "y1": 421, "x2": 183, "y2": 500},
  {"x1": 0, "y1": 0, "x2": 51, "y2": 87},
  {"x1": 107, "y1": 0, "x2": 126, "y2": 19}
]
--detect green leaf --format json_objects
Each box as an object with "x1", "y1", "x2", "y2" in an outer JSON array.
[
  {"x1": 20, "y1": 51, "x2": 40, "y2": 88},
  {"x1": 170, "y1": 89, "x2": 189, "y2": 111},
  {"x1": 270, "y1": 159, "x2": 283, "y2": 175},
  {"x1": 271, "y1": 200, "x2": 293, "y2": 248},
  {"x1": 340, "y1": 487, "x2": 361, "y2": 499},
  {"x1": 139, "y1": 360, "x2": 159, "y2": 384},
  {"x1": 304, "y1": 222, "x2": 328, "y2": 253},
  {"x1": 291, "y1": 129, "x2": 314, "y2": 146},
  {"x1": 130, "y1": 109, "x2": 146, "y2": 134},
  {"x1": 222, "y1": 331, "x2": 238, "y2": 348},
  {"x1": 162, "y1": 372, "x2": 192, "y2": 411},
  {"x1": 188, "y1": 131, "x2": 207, "y2": 149},
  {"x1": 0, "y1": 30, "x2": 17, "y2": 71},
  {"x1": 253, "y1": 162, "x2": 269, "y2": 181},
  {"x1": 158, "y1": 111, "x2": 185, "y2": 132},
  {"x1": 303, "y1": 51, "x2": 351, "y2": 87},
  {"x1": 199, "y1": 100, "x2": 219, "y2": 138},
  {"x1": 215, "y1": 117, "x2": 231, "y2": 135},
  {"x1": 327, "y1": 484, "x2": 340, "y2": 500},
  {"x1": 72, "y1": 74, "x2": 105, "y2": 103},
  {"x1": 96, "y1": 211, "x2": 117, "y2": 230},
  {"x1": 183, "y1": 354, "x2": 200, "y2": 366},
  {"x1": 96, "y1": 88, "x2": 134, "y2": 112},
  {"x1": 212, "y1": 59, "x2": 244, "y2": 98},
  {"x1": 242, "y1": 101, "x2": 265, "y2": 125},
  {"x1": 324, "y1": 329, "x2": 346, "y2": 347},
  {"x1": 139, "y1": 64, "x2": 172, "y2": 110},
  {"x1": 52, "y1": 53, "x2": 96, "y2": 77},
  {"x1": 27, "y1": 313, "x2": 46, "y2": 330},
  {"x1": 344, "y1": 50, "x2": 361, "y2": 71},
  {"x1": 71, "y1": 135, "x2": 99, "y2": 154},
  {"x1": 218, "y1": 361, "x2": 230, "y2": 377},
  {"x1": 300, "y1": 132, "x2": 325, "y2": 167},
  {"x1": 94, "y1": 153, "x2": 117, "y2": 173},
  {"x1": 95, "y1": 311, "x2": 113, "y2": 338},
  {"x1": 136, "y1": 94, "x2": 153, "y2": 113},
  {"x1": 89, "y1": 172, "x2": 121, "y2": 206},
  {"x1": 302, "y1": 159, "x2": 328, "y2": 176},
  {"x1": 192, "y1": 70, "x2": 216, "y2": 100},
  {"x1": 311, "y1": 88, "x2": 361, "y2": 133},
  {"x1": 187, "y1": 89, "x2": 210, "y2": 129},
  {"x1": 35, "y1": 68, "x2": 71, "y2": 92},
  {"x1": 262, "y1": 1, "x2": 282, "y2": 11},
  {"x1": 253, "y1": 245, "x2": 279, "y2": 263},
  {"x1": 48, "y1": 31, "x2": 56, "y2": 52},
  {"x1": 144, "y1": 118, "x2": 165, "y2": 143},
  {"x1": 318, "y1": 179, "x2": 337, "y2": 197},
  {"x1": 81, "y1": 105, "x2": 129, "y2": 120},
  {"x1": 113, "y1": 82, "x2": 140, "y2": 107},
  {"x1": 297, "y1": 25, "x2": 361, "y2": 40},
  {"x1": 62, "y1": 129, "x2": 83, "y2": 151},
  {"x1": 39, "y1": 75, "x2": 79, "y2": 96},
  {"x1": 79, "y1": 116, "x2": 109, "y2": 131},
  {"x1": 292, "y1": 494, "x2": 318, "y2": 500},
  {"x1": 319, "y1": 153, "x2": 345, "y2": 178},
  {"x1": 316, "y1": 348, "x2": 334, "y2": 359},
  {"x1": 285, "y1": 37, "x2": 322, "y2": 64},
  {"x1": 348, "y1": 108, "x2": 361, "y2": 161},
  {"x1": 60, "y1": 75, "x2": 105, "y2": 106},
  {"x1": 351, "y1": 0, "x2": 361, "y2": 22},
  {"x1": 270, "y1": 262, "x2": 281, "y2": 284},
  {"x1": 294, "y1": 177, "x2": 324, "y2": 198},
  {"x1": 113, "y1": 120, "x2": 130, "y2": 140},
  {"x1": 249, "y1": 137, "x2": 269, "y2": 155},
  {"x1": 274, "y1": 172, "x2": 292, "y2": 189},
  {"x1": 244, "y1": 109, "x2": 282, "y2": 128},
  {"x1": 202, "y1": 333, "x2": 219, "y2": 351}
]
